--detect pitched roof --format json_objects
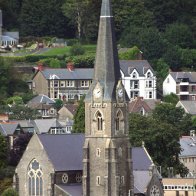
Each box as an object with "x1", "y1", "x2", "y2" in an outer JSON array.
[
  {"x1": 64, "y1": 104, "x2": 78, "y2": 116},
  {"x1": 170, "y1": 72, "x2": 196, "y2": 83},
  {"x1": 38, "y1": 134, "x2": 84, "y2": 171},
  {"x1": 40, "y1": 68, "x2": 94, "y2": 80},
  {"x1": 120, "y1": 60, "x2": 154, "y2": 77},
  {"x1": 32, "y1": 119, "x2": 63, "y2": 134},
  {"x1": 0, "y1": 123, "x2": 21, "y2": 136},
  {"x1": 27, "y1": 94, "x2": 55, "y2": 106},
  {"x1": 132, "y1": 147, "x2": 153, "y2": 170},
  {"x1": 179, "y1": 136, "x2": 196, "y2": 157},
  {"x1": 55, "y1": 184, "x2": 82, "y2": 196},
  {"x1": 128, "y1": 97, "x2": 152, "y2": 113},
  {"x1": 176, "y1": 101, "x2": 196, "y2": 115}
]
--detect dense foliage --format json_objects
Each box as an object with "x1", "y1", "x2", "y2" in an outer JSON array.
[{"x1": 129, "y1": 103, "x2": 192, "y2": 177}]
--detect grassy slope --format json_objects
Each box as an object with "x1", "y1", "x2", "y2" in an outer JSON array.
[{"x1": 39, "y1": 45, "x2": 96, "y2": 56}]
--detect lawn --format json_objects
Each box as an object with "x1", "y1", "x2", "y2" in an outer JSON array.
[{"x1": 39, "y1": 44, "x2": 96, "y2": 56}]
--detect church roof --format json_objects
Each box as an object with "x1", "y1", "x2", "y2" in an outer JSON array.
[
  {"x1": 38, "y1": 134, "x2": 84, "y2": 171},
  {"x1": 132, "y1": 147, "x2": 153, "y2": 170},
  {"x1": 55, "y1": 184, "x2": 82, "y2": 196}
]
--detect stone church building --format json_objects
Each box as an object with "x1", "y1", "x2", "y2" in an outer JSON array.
[{"x1": 14, "y1": 0, "x2": 163, "y2": 195}]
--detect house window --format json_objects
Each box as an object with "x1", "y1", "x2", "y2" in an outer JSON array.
[
  {"x1": 28, "y1": 159, "x2": 43, "y2": 196},
  {"x1": 81, "y1": 81, "x2": 89, "y2": 87},
  {"x1": 147, "y1": 72, "x2": 152, "y2": 78},
  {"x1": 132, "y1": 72, "x2": 137, "y2": 78},
  {"x1": 96, "y1": 148, "x2": 101, "y2": 157},
  {"x1": 130, "y1": 91, "x2": 139, "y2": 99},
  {"x1": 146, "y1": 91, "x2": 153, "y2": 99},
  {"x1": 130, "y1": 80, "x2": 139, "y2": 89},
  {"x1": 54, "y1": 91, "x2": 58, "y2": 99},
  {"x1": 62, "y1": 173, "x2": 69, "y2": 184},
  {"x1": 66, "y1": 80, "x2": 75, "y2": 87},
  {"x1": 68, "y1": 94, "x2": 75, "y2": 99},
  {"x1": 54, "y1": 81, "x2": 59, "y2": 87},
  {"x1": 146, "y1": 80, "x2": 152, "y2": 88},
  {"x1": 76, "y1": 173, "x2": 82, "y2": 183},
  {"x1": 115, "y1": 110, "x2": 123, "y2": 132},
  {"x1": 60, "y1": 81, "x2": 65, "y2": 87},
  {"x1": 167, "y1": 78, "x2": 170, "y2": 83},
  {"x1": 96, "y1": 111, "x2": 103, "y2": 131},
  {"x1": 96, "y1": 176, "x2": 101, "y2": 186}
]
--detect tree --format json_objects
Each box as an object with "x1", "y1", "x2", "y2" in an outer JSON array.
[
  {"x1": 0, "y1": 134, "x2": 8, "y2": 169},
  {"x1": 73, "y1": 96, "x2": 85, "y2": 133},
  {"x1": 120, "y1": 27, "x2": 165, "y2": 60},
  {"x1": 54, "y1": 99, "x2": 63, "y2": 111},
  {"x1": 62, "y1": 0, "x2": 92, "y2": 39},
  {"x1": 118, "y1": 46, "x2": 140, "y2": 60},
  {"x1": 163, "y1": 23, "x2": 194, "y2": 49},
  {"x1": 19, "y1": 0, "x2": 72, "y2": 37},
  {"x1": 163, "y1": 93, "x2": 179, "y2": 105},
  {"x1": 1, "y1": 188, "x2": 18, "y2": 196},
  {"x1": 129, "y1": 103, "x2": 192, "y2": 177},
  {"x1": 9, "y1": 133, "x2": 32, "y2": 166}
]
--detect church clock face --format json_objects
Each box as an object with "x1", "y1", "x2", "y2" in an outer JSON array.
[
  {"x1": 117, "y1": 88, "x2": 123, "y2": 98},
  {"x1": 93, "y1": 87, "x2": 102, "y2": 98},
  {"x1": 150, "y1": 185, "x2": 160, "y2": 196}
]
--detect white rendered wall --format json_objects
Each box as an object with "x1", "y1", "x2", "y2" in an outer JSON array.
[{"x1": 163, "y1": 74, "x2": 176, "y2": 96}]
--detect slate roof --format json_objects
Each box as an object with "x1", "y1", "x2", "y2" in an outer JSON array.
[
  {"x1": 170, "y1": 72, "x2": 196, "y2": 83},
  {"x1": 0, "y1": 123, "x2": 21, "y2": 136},
  {"x1": 40, "y1": 68, "x2": 94, "y2": 80},
  {"x1": 38, "y1": 134, "x2": 84, "y2": 171},
  {"x1": 176, "y1": 101, "x2": 196, "y2": 115},
  {"x1": 64, "y1": 104, "x2": 78, "y2": 116},
  {"x1": 56, "y1": 184, "x2": 82, "y2": 196},
  {"x1": 120, "y1": 60, "x2": 154, "y2": 77},
  {"x1": 132, "y1": 147, "x2": 153, "y2": 170},
  {"x1": 179, "y1": 136, "x2": 196, "y2": 157},
  {"x1": 32, "y1": 119, "x2": 63, "y2": 134},
  {"x1": 28, "y1": 95, "x2": 55, "y2": 106}
]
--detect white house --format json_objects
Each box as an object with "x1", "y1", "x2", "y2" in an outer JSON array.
[
  {"x1": 163, "y1": 72, "x2": 196, "y2": 100},
  {"x1": 120, "y1": 60, "x2": 157, "y2": 100}
]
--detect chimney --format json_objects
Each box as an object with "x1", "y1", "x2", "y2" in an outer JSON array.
[
  {"x1": 37, "y1": 63, "x2": 44, "y2": 71},
  {"x1": 67, "y1": 62, "x2": 74, "y2": 72}
]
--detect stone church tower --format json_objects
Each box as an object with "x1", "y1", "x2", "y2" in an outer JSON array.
[{"x1": 83, "y1": 0, "x2": 134, "y2": 195}]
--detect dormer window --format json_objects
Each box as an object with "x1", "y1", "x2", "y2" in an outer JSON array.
[
  {"x1": 147, "y1": 72, "x2": 152, "y2": 78},
  {"x1": 132, "y1": 72, "x2": 137, "y2": 78}
]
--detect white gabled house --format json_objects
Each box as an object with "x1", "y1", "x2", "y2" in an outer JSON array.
[
  {"x1": 120, "y1": 60, "x2": 157, "y2": 100},
  {"x1": 163, "y1": 72, "x2": 196, "y2": 100}
]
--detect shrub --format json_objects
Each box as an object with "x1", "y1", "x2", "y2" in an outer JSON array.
[
  {"x1": 66, "y1": 39, "x2": 79, "y2": 46},
  {"x1": 119, "y1": 46, "x2": 140, "y2": 60},
  {"x1": 1, "y1": 188, "x2": 18, "y2": 196},
  {"x1": 70, "y1": 44, "x2": 85, "y2": 56}
]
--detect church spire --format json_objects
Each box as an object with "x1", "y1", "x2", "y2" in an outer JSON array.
[{"x1": 94, "y1": 0, "x2": 121, "y2": 87}]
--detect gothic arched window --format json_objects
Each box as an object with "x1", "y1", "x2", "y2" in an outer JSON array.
[
  {"x1": 115, "y1": 110, "x2": 124, "y2": 132},
  {"x1": 28, "y1": 159, "x2": 43, "y2": 196},
  {"x1": 96, "y1": 111, "x2": 103, "y2": 131}
]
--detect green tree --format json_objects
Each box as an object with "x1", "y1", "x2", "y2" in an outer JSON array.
[
  {"x1": 118, "y1": 46, "x2": 140, "y2": 60},
  {"x1": 120, "y1": 27, "x2": 165, "y2": 60},
  {"x1": 19, "y1": 0, "x2": 72, "y2": 37},
  {"x1": 6, "y1": 96, "x2": 23, "y2": 105},
  {"x1": 129, "y1": 103, "x2": 192, "y2": 177},
  {"x1": 1, "y1": 188, "x2": 18, "y2": 196},
  {"x1": 54, "y1": 99, "x2": 63, "y2": 111},
  {"x1": 0, "y1": 134, "x2": 8, "y2": 169},
  {"x1": 73, "y1": 96, "x2": 85, "y2": 133},
  {"x1": 163, "y1": 23, "x2": 194, "y2": 48},
  {"x1": 163, "y1": 93, "x2": 179, "y2": 105}
]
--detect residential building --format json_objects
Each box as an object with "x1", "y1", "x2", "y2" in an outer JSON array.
[
  {"x1": 27, "y1": 94, "x2": 57, "y2": 118},
  {"x1": 179, "y1": 134, "x2": 196, "y2": 176},
  {"x1": 0, "y1": 122, "x2": 23, "y2": 149},
  {"x1": 58, "y1": 104, "x2": 78, "y2": 121},
  {"x1": 32, "y1": 65, "x2": 93, "y2": 102},
  {"x1": 162, "y1": 178, "x2": 196, "y2": 196},
  {"x1": 14, "y1": 134, "x2": 163, "y2": 196},
  {"x1": 120, "y1": 60, "x2": 157, "y2": 100},
  {"x1": 163, "y1": 72, "x2": 196, "y2": 100},
  {"x1": 176, "y1": 100, "x2": 196, "y2": 115},
  {"x1": 128, "y1": 97, "x2": 160, "y2": 115}
]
